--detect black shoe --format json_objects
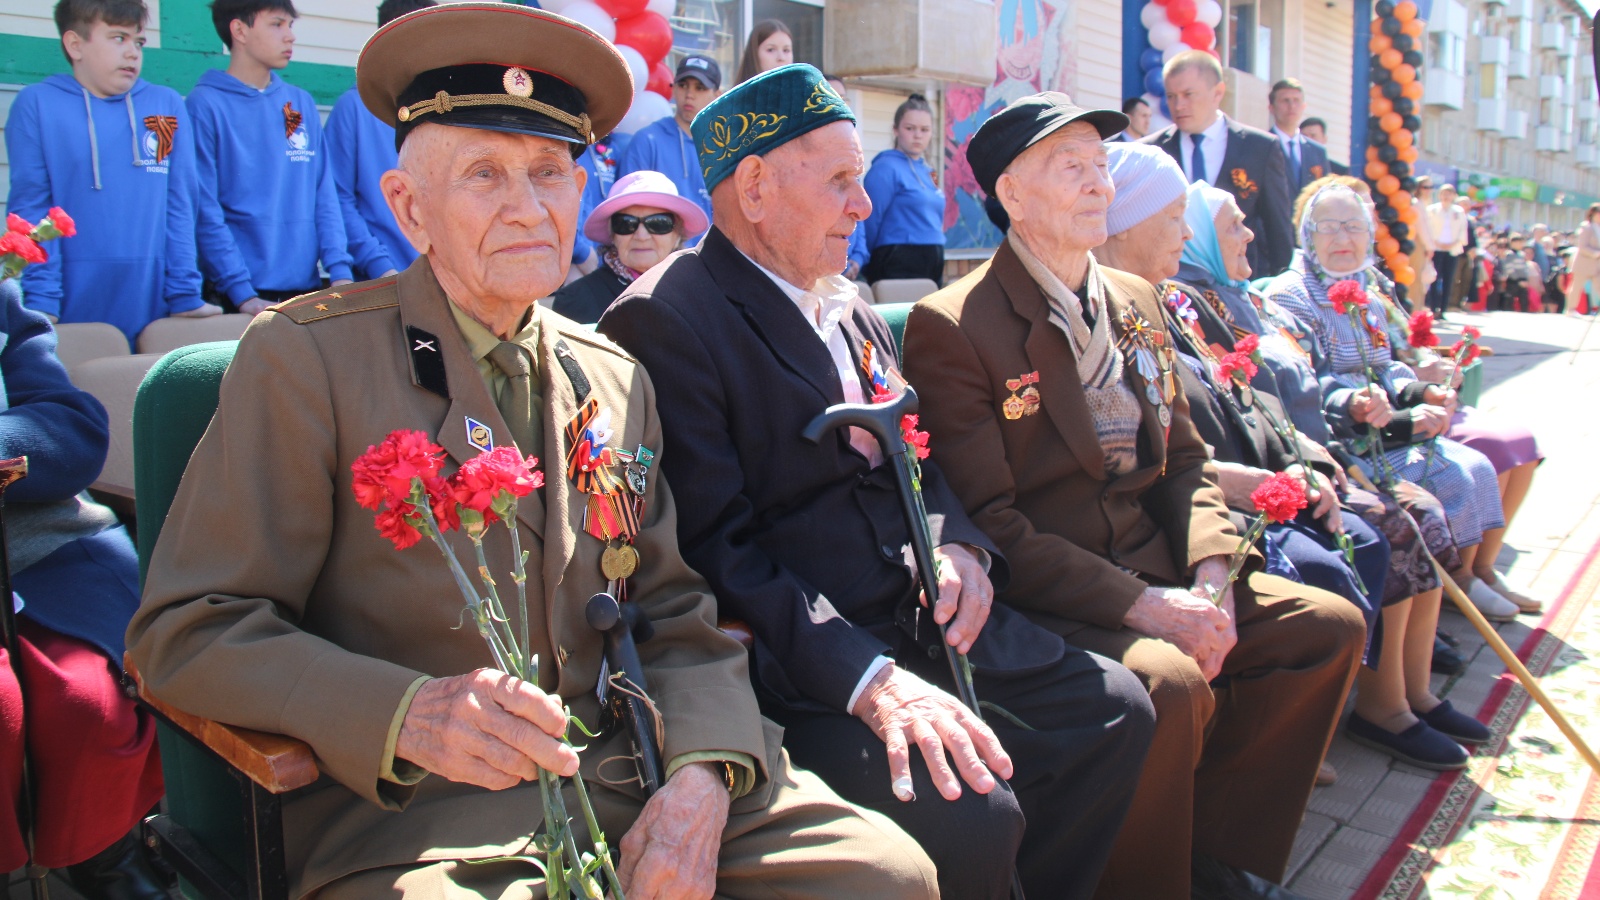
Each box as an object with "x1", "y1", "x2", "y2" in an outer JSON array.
[
  {"x1": 1432, "y1": 638, "x2": 1464, "y2": 675},
  {"x1": 1191, "y1": 854, "x2": 1306, "y2": 899},
  {"x1": 1436, "y1": 628, "x2": 1461, "y2": 648},
  {"x1": 1414, "y1": 699, "x2": 1492, "y2": 745},
  {"x1": 1345, "y1": 714, "x2": 1469, "y2": 770},
  {"x1": 63, "y1": 831, "x2": 171, "y2": 900}
]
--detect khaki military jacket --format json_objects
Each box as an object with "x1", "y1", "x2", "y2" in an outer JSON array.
[{"x1": 128, "y1": 257, "x2": 774, "y2": 896}]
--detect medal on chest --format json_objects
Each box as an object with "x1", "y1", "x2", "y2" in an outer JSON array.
[
  {"x1": 563, "y1": 398, "x2": 654, "y2": 588},
  {"x1": 1002, "y1": 371, "x2": 1041, "y2": 420},
  {"x1": 1116, "y1": 309, "x2": 1175, "y2": 430}
]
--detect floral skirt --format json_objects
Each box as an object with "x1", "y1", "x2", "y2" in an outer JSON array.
[
  {"x1": 1344, "y1": 483, "x2": 1462, "y2": 603},
  {"x1": 1381, "y1": 437, "x2": 1505, "y2": 548}
]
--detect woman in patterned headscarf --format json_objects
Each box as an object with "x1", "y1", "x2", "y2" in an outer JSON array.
[{"x1": 1266, "y1": 184, "x2": 1532, "y2": 630}]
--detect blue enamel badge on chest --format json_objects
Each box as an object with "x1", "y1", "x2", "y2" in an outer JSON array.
[{"x1": 466, "y1": 417, "x2": 493, "y2": 453}]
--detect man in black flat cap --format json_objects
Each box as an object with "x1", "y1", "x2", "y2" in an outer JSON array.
[
  {"x1": 600, "y1": 64, "x2": 1155, "y2": 900},
  {"x1": 904, "y1": 91, "x2": 1363, "y2": 900},
  {"x1": 128, "y1": 6, "x2": 941, "y2": 898}
]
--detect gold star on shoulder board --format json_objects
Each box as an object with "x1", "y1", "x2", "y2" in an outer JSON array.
[{"x1": 315, "y1": 303, "x2": 329, "y2": 311}]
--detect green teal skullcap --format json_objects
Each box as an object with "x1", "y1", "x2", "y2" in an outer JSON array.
[{"x1": 691, "y1": 64, "x2": 856, "y2": 194}]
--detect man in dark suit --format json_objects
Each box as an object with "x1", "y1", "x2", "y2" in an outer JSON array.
[
  {"x1": 599, "y1": 64, "x2": 1154, "y2": 900},
  {"x1": 1267, "y1": 78, "x2": 1332, "y2": 200},
  {"x1": 1143, "y1": 50, "x2": 1294, "y2": 276},
  {"x1": 908, "y1": 96, "x2": 1365, "y2": 900},
  {"x1": 1299, "y1": 117, "x2": 1349, "y2": 175}
]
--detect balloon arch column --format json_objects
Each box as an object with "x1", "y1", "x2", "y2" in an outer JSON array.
[
  {"x1": 1365, "y1": 0, "x2": 1426, "y2": 287},
  {"x1": 540, "y1": 0, "x2": 680, "y2": 135},
  {"x1": 1134, "y1": 0, "x2": 1225, "y2": 123}
]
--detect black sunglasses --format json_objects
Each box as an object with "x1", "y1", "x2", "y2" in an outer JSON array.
[{"x1": 611, "y1": 212, "x2": 677, "y2": 236}]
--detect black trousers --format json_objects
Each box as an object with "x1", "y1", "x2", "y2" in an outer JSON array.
[
  {"x1": 1427, "y1": 252, "x2": 1458, "y2": 314},
  {"x1": 772, "y1": 646, "x2": 1155, "y2": 900},
  {"x1": 864, "y1": 243, "x2": 945, "y2": 287}
]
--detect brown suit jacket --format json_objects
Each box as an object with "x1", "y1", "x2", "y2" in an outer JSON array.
[
  {"x1": 902, "y1": 244, "x2": 1242, "y2": 636},
  {"x1": 128, "y1": 257, "x2": 773, "y2": 896}
]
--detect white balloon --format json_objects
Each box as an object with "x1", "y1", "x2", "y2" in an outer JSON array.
[
  {"x1": 616, "y1": 90, "x2": 673, "y2": 135},
  {"x1": 1161, "y1": 41, "x2": 1193, "y2": 63},
  {"x1": 1147, "y1": 20, "x2": 1180, "y2": 51},
  {"x1": 1198, "y1": 0, "x2": 1223, "y2": 28},
  {"x1": 1140, "y1": 2, "x2": 1165, "y2": 29},
  {"x1": 618, "y1": 45, "x2": 649, "y2": 95},
  {"x1": 560, "y1": 1, "x2": 616, "y2": 42},
  {"x1": 646, "y1": 0, "x2": 676, "y2": 16}
]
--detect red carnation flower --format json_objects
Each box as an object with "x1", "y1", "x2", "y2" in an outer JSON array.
[
  {"x1": 901, "y1": 414, "x2": 930, "y2": 460},
  {"x1": 1327, "y1": 280, "x2": 1368, "y2": 314},
  {"x1": 1250, "y1": 471, "x2": 1309, "y2": 524},
  {"x1": 450, "y1": 447, "x2": 543, "y2": 518},
  {"x1": 0, "y1": 232, "x2": 47, "y2": 265},
  {"x1": 1234, "y1": 333, "x2": 1260, "y2": 358},
  {"x1": 350, "y1": 430, "x2": 446, "y2": 510},
  {"x1": 46, "y1": 207, "x2": 75, "y2": 238},
  {"x1": 374, "y1": 503, "x2": 423, "y2": 550},
  {"x1": 6, "y1": 213, "x2": 30, "y2": 235},
  {"x1": 1217, "y1": 350, "x2": 1258, "y2": 385},
  {"x1": 1407, "y1": 310, "x2": 1438, "y2": 348}
]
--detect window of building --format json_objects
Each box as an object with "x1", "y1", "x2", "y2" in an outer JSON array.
[
  {"x1": 752, "y1": 0, "x2": 824, "y2": 68},
  {"x1": 1227, "y1": 2, "x2": 1271, "y2": 80}
]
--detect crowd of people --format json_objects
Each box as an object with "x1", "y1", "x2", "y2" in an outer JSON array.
[{"x1": 0, "y1": 2, "x2": 1557, "y2": 900}]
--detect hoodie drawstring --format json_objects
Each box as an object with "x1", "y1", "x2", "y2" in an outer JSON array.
[
  {"x1": 80, "y1": 87, "x2": 143, "y2": 190},
  {"x1": 82, "y1": 88, "x2": 102, "y2": 190}
]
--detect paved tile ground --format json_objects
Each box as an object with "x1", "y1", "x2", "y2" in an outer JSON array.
[
  {"x1": 12, "y1": 310, "x2": 1600, "y2": 900},
  {"x1": 1285, "y1": 309, "x2": 1600, "y2": 899}
]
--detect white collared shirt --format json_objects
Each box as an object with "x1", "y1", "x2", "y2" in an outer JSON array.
[
  {"x1": 1178, "y1": 113, "x2": 1230, "y2": 186},
  {"x1": 1270, "y1": 124, "x2": 1303, "y2": 173}
]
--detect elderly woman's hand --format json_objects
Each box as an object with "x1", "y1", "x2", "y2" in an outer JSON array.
[
  {"x1": 1423, "y1": 383, "x2": 1459, "y2": 416},
  {"x1": 1411, "y1": 404, "x2": 1451, "y2": 439},
  {"x1": 1413, "y1": 355, "x2": 1452, "y2": 385},
  {"x1": 1348, "y1": 386, "x2": 1394, "y2": 427}
]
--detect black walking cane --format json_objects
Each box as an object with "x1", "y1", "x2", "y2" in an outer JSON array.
[
  {"x1": 803, "y1": 389, "x2": 1026, "y2": 900},
  {"x1": 586, "y1": 592, "x2": 666, "y2": 796},
  {"x1": 0, "y1": 456, "x2": 45, "y2": 900}
]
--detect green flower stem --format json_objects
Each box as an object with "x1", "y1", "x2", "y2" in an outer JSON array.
[
  {"x1": 468, "y1": 534, "x2": 523, "y2": 680},
  {"x1": 415, "y1": 499, "x2": 520, "y2": 674},
  {"x1": 507, "y1": 519, "x2": 533, "y2": 683},
  {"x1": 572, "y1": 770, "x2": 625, "y2": 900},
  {"x1": 1224, "y1": 516, "x2": 1268, "y2": 592}
]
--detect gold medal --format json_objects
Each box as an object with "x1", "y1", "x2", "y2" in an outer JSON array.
[
  {"x1": 600, "y1": 542, "x2": 640, "y2": 581},
  {"x1": 1003, "y1": 394, "x2": 1026, "y2": 420}
]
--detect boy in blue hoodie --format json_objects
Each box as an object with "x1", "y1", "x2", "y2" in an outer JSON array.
[
  {"x1": 5, "y1": 0, "x2": 216, "y2": 340},
  {"x1": 189, "y1": 0, "x2": 353, "y2": 315},
  {"x1": 324, "y1": 0, "x2": 432, "y2": 281},
  {"x1": 617, "y1": 55, "x2": 720, "y2": 229}
]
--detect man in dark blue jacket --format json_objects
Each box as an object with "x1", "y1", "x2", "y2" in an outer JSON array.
[{"x1": 600, "y1": 64, "x2": 1154, "y2": 900}]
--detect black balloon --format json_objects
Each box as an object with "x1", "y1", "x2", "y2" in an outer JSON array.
[
  {"x1": 1379, "y1": 204, "x2": 1400, "y2": 223},
  {"x1": 1372, "y1": 62, "x2": 1392, "y2": 83},
  {"x1": 1381, "y1": 17, "x2": 1402, "y2": 36},
  {"x1": 1400, "y1": 176, "x2": 1418, "y2": 192},
  {"x1": 1379, "y1": 143, "x2": 1399, "y2": 162},
  {"x1": 1403, "y1": 114, "x2": 1421, "y2": 132},
  {"x1": 1403, "y1": 49, "x2": 1423, "y2": 67},
  {"x1": 1371, "y1": 128, "x2": 1390, "y2": 146},
  {"x1": 1399, "y1": 238, "x2": 1416, "y2": 254},
  {"x1": 1392, "y1": 34, "x2": 1413, "y2": 52},
  {"x1": 1382, "y1": 80, "x2": 1404, "y2": 99},
  {"x1": 1388, "y1": 160, "x2": 1410, "y2": 177},
  {"x1": 1376, "y1": 0, "x2": 1395, "y2": 15},
  {"x1": 1393, "y1": 98, "x2": 1414, "y2": 115},
  {"x1": 1389, "y1": 222, "x2": 1410, "y2": 239}
]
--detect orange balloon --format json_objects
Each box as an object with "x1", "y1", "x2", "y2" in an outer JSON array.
[
  {"x1": 1367, "y1": 146, "x2": 1381, "y2": 162},
  {"x1": 1402, "y1": 80, "x2": 1424, "y2": 100},
  {"x1": 1381, "y1": 111, "x2": 1403, "y2": 132},
  {"x1": 1402, "y1": 17, "x2": 1424, "y2": 36},
  {"x1": 1378, "y1": 174, "x2": 1401, "y2": 196},
  {"x1": 1381, "y1": 48, "x2": 1403, "y2": 69},
  {"x1": 1395, "y1": 265, "x2": 1416, "y2": 284},
  {"x1": 1370, "y1": 33, "x2": 1393, "y2": 54},
  {"x1": 1399, "y1": 204, "x2": 1419, "y2": 224},
  {"x1": 1390, "y1": 128, "x2": 1413, "y2": 149},
  {"x1": 1371, "y1": 95, "x2": 1394, "y2": 117},
  {"x1": 1393, "y1": 63, "x2": 1416, "y2": 84},
  {"x1": 1366, "y1": 160, "x2": 1388, "y2": 180},
  {"x1": 1378, "y1": 236, "x2": 1400, "y2": 257},
  {"x1": 1395, "y1": 1, "x2": 1418, "y2": 21},
  {"x1": 1400, "y1": 145, "x2": 1419, "y2": 163}
]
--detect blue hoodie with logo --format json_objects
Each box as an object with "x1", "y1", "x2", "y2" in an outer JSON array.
[
  {"x1": 617, "y1": 116, "x2": 712, "y2": 225},
  {"x1": 4, "y1": 74, "x2": 204, "y2": 339},
  {"x1": 325, "y1": 86, "x2": 416, "y2": 280},
  {"x1": 187, "y1": 70, "x2": 352, "y2": 304}
]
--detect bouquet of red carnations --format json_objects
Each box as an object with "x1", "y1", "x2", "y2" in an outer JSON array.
[
  {"x1": 2, "y1": 208, "x2": 75, "y2": 281},
  {"x1": 352, "y1": 431, "x2": 622, "y2": 900}
]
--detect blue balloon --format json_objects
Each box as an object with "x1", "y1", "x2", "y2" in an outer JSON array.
[
  {"x1": 1140, "y1": 48, "x2": 1164, "y2": 71},
  {"x1": 1160, "y1": 96, "x2": 1171, "y2": 119},
  {"x1": 1144, "y1": 68, "x2": 1165, "y2": 97}
]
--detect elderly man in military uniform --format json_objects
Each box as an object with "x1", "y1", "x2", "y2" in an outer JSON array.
[{"x1": 127, "y1": 6, "x2": 937, "y2": 898}]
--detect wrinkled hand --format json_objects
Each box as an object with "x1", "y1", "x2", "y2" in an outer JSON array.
[
  {"x1": 395, "y1": 669, "x2": 577, "y2": 790},
  {"x1": 1124, "y1": 582, "x2": 1236, "y2": 682},
  {"x1": 616, "y1": 762, "x2": 728, "y2": 900},
  {"x1": 1215, "y1": 462, "x2": 1273, "y2": 511},
  {"x1": 1286, "y1": 465, "x2": 1341, "y2": 532},
  {"x1": 1413, "y1": 355, "x2": 1451, "y2": 385},
  {"x1": 1423, "y1": 383, "x2": 1459, "y2": 416},
  {"x1": 239, "y1": 297, "x2": 271, "y2": 316},
  {"x1": 1411, "y1": 403, "x2": 1451, "y2": 439},
  {"x1": 1349, "y1": 386, "x2": 1394, "y2": 427},
  {"x1": 920, "y1": 544, "x2": 992, "y2": 654},
  {"x1": 851, "y1": 664, "x2": 1012, "y2": 802}
]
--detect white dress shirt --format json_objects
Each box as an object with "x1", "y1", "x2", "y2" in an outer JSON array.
[
  {"x1": 1178, "y1": 113, "x2": 1230, "y2": 186},
  {"x1": 1427, "y1": 202, "x2": 1468, "y2": 255}
]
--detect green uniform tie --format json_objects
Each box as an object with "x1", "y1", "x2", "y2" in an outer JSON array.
[{"x1": 487, "y1": 341, "x2": 540, "y2": 458}]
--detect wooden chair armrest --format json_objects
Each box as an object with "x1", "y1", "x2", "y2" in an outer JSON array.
[{"x1": 125, "y1": 656, "x2": 320, "y2": 794}]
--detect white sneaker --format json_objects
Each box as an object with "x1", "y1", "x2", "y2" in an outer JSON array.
[
  {"x1": 1465, "y1": 578, "x2": 1519, "y2": 622},
  {"x1": 1484, "y1": 575, "x2": 1544, "y2": 615}
]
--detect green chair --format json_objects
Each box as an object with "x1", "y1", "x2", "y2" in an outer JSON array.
[
  {"x1": 876, "y1": 302, "x2": 912, "y2": 354},
  {"x1": 130, "y1": 341, "x2": 316, "y2": 900},
  {"x1": 1457, "y1": 358, "x2": 1484, "y2": 408}
]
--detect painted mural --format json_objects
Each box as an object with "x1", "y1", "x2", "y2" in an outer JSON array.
[{"x1": 943, "y1": 0, "x2": 1078, "y2": 249}]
